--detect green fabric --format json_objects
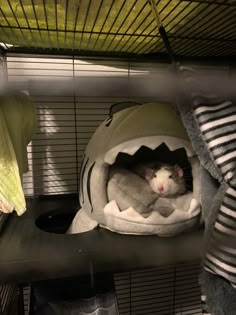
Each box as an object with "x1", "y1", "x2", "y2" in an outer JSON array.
[
  {"x1": 2, "y1": 92, "x2": 36, "y2": 175},
  {"x1": 0, "y1": 92, "x2": 36, "y2": 215}
]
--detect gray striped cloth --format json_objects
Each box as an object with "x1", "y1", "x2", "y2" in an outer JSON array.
[
  {"x1": 178, "y1": 65, "x2": 236, "y2": 314},
  {"x1": 193, "y1": 99, "x2": 236, "y2": 288}
]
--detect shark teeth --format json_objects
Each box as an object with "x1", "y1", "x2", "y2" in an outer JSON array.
[{"x1": 104, "y1": 136, "x2": 194, "y2": 165}]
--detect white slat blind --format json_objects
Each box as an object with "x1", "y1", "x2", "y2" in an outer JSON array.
[{"x1": 6, "y1": 54, "x2": 229, "y2": 196}]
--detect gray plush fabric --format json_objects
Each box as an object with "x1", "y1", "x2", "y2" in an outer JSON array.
[
  {"x1": 176, "y1": 102, "x2": 223, "y2": 227},
  {"x1": 176, "y1": 102, "x2": 222, "y2": 182},
  {"x1": 107, "y1": 166, "x2": 158, "y2": 216},
  {"x1": 199, "y1": 183, "x2": 236, "y2": 315},
  {"x1": 200, "y1": 270, "x2": 236, "y2": 315},
  {"x1": 203, "y1": 183, "x2": 228, "y2": 243},
  {"x1": 200, "y1": 166, "x2": 219, "y2": 223}
]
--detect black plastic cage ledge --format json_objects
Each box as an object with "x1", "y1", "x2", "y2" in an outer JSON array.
[{"x1": 0, "y1": 0, "x2": 236, "y2": 63}]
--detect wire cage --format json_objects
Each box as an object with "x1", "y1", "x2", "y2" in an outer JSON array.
[
  {"x1": 0, "y1": 1, "x2": 236, "y2": 315},
  {"x1": 0, "y1": 284, "x2": 18, "y2": 315},
  {"x1": 0, "y1": 0, "x2": 236, "y2": 63}
]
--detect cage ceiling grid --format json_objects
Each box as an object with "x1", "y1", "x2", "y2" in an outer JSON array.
[{"x1": 0, "y1": 0, "x2": 236, "y2": 62}]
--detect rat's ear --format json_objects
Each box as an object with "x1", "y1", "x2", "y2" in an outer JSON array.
[
  {"x1": 144, "y1": 167, "x2": 155, "y2": 180},
  {"x1": 175, "y1": 165, "x2": 183, "y2": 177}
]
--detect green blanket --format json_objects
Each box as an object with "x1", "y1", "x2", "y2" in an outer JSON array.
[{"x1": 0, "y1": 92, "x2": 36, "y2": 215}]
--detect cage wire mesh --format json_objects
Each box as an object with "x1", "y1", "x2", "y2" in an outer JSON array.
[
  {"x1": 0, "y1": 284, "x2": 18, "y2": 315},
  {"x1": 0, "y1": 0, "x2": 236, "y2": 59},
  {"x1": 114, "y1": 262, "x2": 203, "y2": 315}
]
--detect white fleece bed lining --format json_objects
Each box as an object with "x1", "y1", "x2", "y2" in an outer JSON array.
[
  {"x1": 101, "y1": 197, "x2": 201, "y2": 236},
  {"x1": 103, "y1": 144, "x2": 201, "y2": 236},
  {"x1": 104, "y1": 198, "x2": 200, "y2": 225}
]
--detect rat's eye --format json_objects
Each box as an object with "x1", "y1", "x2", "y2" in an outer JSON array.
[{"x1": 169, "y1": 175, "x2": 173, "y2": 179}]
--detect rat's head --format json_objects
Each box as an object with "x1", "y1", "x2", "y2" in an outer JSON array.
[{"x1": 145, "y1": 164, "x2": 186, "y2": 197}]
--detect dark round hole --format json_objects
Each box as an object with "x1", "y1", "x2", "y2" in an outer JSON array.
[{"x1": 35, "y1": 209, "x2": 77, "y2": 234}]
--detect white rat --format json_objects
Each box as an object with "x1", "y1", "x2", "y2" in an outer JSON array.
[{"x1": 144, "y1": 164, "x2": 186, "y2": 198}]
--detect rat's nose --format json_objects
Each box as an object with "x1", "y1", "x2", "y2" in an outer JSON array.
[{"x1": 158, "y1": 185, "x2": 164, "y2": 192}]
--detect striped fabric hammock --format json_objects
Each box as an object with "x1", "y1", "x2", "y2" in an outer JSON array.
[
  {"x1": 196, "y1": 101, "x2": 236, "y2": 287},
  {"x1": 177, "y1": 65, "x2": 236, "y2": 314}
]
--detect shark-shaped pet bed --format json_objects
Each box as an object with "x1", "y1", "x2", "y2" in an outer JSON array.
[{"x1": 69, "y1": 102, "x2": 205, "y2": 236}]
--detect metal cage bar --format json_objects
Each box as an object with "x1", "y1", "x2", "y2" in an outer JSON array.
[
  {"x1": 42, "y1": 0, "x2": 53, "y2": 49},
  {"x1": 84, "y1": 0, "x2": 103, "y2": 50},
  {"x1": 5, "y1": 0, "x2": 30, "y2": 48},
  {"x1": 0, "y1": 0, "x2": 235, "y2": 61}
]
